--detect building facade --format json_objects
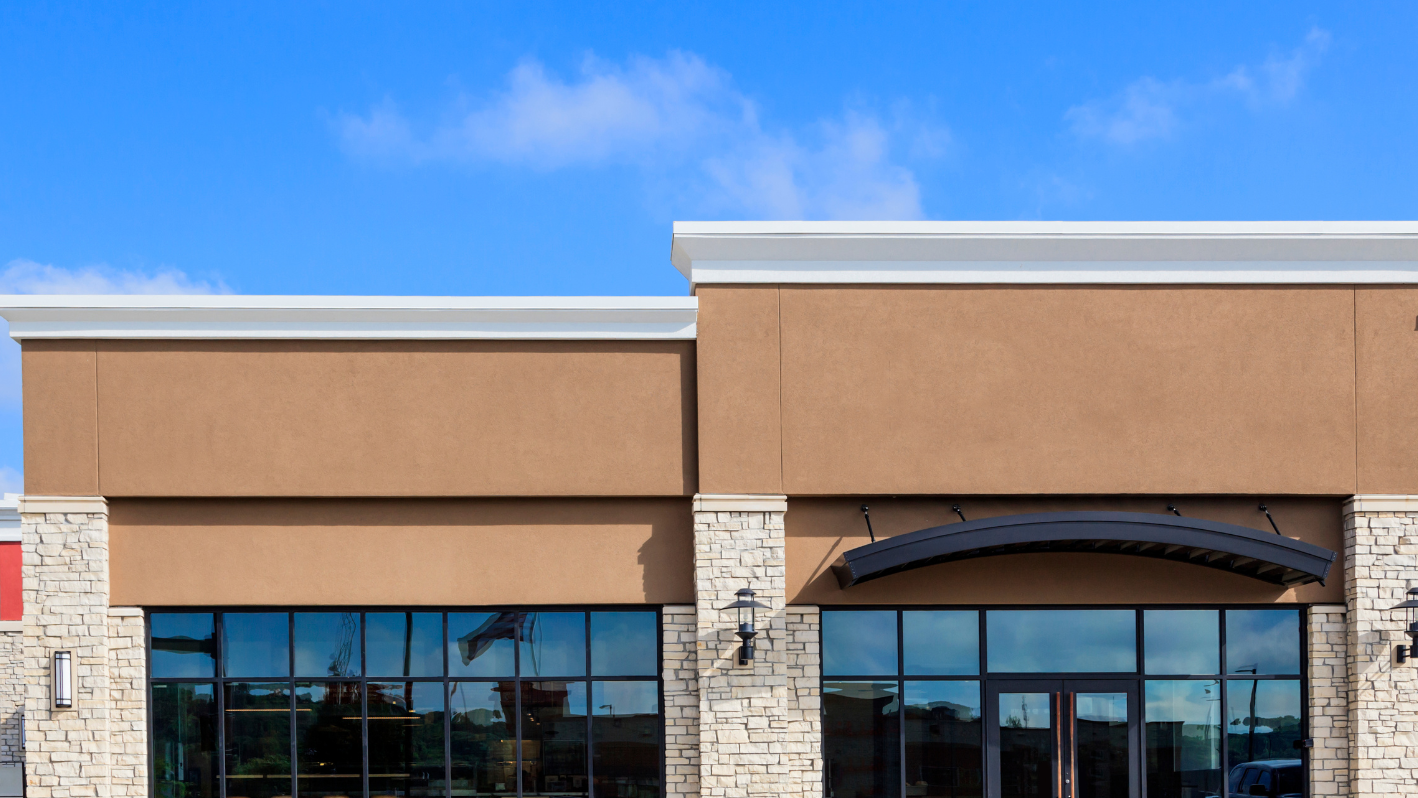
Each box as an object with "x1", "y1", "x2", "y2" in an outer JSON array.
[{"x1": 4, "y1": 222, "x2": 1418, "y2": 798}]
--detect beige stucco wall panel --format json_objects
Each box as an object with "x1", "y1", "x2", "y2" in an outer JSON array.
[
  {"x1": 778, "y1": 286, "x2": 1358, "y2": 495},
  {"x1": 110, "y1": 498, "x2": 693, "y2": 606},
  {"x1": 694, "y1": 286, "x2": 783, "y2": 495},
  {"x1": 22, "y1": 341, "x2": 100, "y2": 496},
  {"x1": 1355, "y1": 287, "x2": 1418, "y2": 493},
  {"x1": 786, "y1": 496, "x2": 1343, "y2": 605},
  {"x1": 92, "y1": 340, "x2": 696, "y2": 497}
]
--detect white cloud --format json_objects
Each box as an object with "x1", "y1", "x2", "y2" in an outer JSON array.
[
  {"x1": 0, "y1": 260, "x2": 228, "y2": 494},
  {"x1": 335, "y1": 51, "x2": 948, "y2": 220},
  {"x1": 1066, "y1": 27, "x2": 1331, "y2": 145}
]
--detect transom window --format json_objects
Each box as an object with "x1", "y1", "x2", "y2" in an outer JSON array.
[{"x1": 148, "y1": 608, "x2": 662, "y2": 798}]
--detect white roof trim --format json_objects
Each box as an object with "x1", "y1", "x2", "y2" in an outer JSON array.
[
  {"x1": 0, "y1": 494, "x2": 17, "y2": 542},
  {"x1": 671, "y1": 221, "x2": 1418, "y2": 285},
  {"x1": 0, "y1": 296, "x2": 699, "y2": 341}
]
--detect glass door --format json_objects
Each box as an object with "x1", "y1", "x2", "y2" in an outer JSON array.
[{"x1": 986, "y1": 681, "x2": 1139, "y2": 798}]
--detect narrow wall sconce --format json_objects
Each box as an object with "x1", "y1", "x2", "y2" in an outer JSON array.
[
  {"x1": 721, "y1": 587, "x2": 771, "y2": 666},
  {"x1": 1390, "y1": 588, "x2": 1418, "y2": 664},
  {"x1": 52, "y1": 651, "x2": 73, "y2": 709}
]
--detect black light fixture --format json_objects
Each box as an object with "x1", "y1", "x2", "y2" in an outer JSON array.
[
  {"x1": 1390, "y1": 588, "x2": 1418, "y2": 664},
  {"x1": 721, "y1": 587, "x2": 771, "y2": 666},
  {"x1": 53, "y1": 651, "x2": 73, "y2": 709}
]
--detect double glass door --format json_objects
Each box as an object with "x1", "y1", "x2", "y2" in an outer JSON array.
[{"x1": 986, "y1": 681, "x2": 1139, "y2": 798}]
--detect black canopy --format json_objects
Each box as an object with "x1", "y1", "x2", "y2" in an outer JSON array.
[{"x1": 834, "y1": 511, "x2": 1336, "y2": 589}]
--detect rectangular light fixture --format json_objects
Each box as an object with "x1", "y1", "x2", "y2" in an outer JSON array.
[{"x1": 52, "y1": 651, "x2": 72, "y2": 710}]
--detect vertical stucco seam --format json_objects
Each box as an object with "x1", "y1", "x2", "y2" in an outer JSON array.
[
  {"x1": 1352, "y1": 287, "x2": 1359, "y2": 493},
  {"x1": 777, "y1": 285, "x2": 785, "y2": 493},
  {"x1": 93, "y1": 342, "x2": 102, "y2": 494}
]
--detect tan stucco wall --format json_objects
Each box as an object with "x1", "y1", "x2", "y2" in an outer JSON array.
[
  {"x1": 695, "y1": 287, "x2": 783, "y2": 494},
  {"x1": 1356, "y1": 287, "x2": 1418, "y2": 493},
  {"x1": 110, "y1": 497, "x2": 694, "y2": 606},
  {"x1": 786, "y1": 496, "x2": 1343, "y2": 605},
  {"x1": 25, "y1": 340, "x2": 697, "y2": 497}
]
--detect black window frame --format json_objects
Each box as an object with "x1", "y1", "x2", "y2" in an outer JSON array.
[
  {"x1": 145, "y1": 605, "x2": 666, "y2": 798},
  {"x1": 819, "y1": 604, "x2": 1310, "y2": 798}
]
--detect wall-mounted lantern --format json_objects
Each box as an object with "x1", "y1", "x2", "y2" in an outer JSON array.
[
  {"x1": 1390, "y1": 588, "x2": 1418, "y2": 664},
  {"x1": 720, "y1": 587, "x2": 771, "y2": 666},
  {"x1": 52, "y1": 651, "x2": 73, "y2": 709}
]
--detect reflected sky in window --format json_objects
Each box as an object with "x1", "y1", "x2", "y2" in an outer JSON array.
[
  {"x1": 448, "y1": 612, "x2": 517, "y2": 677},
  {"x1": 293, "y1": 612, "x2": 361, "y2": 678},
  {"x1": 366, "y1": 612, "x2": 443, "y2": 678},
  {"x1": 151, "y1": 613, "x2": 216, "y2": 678},
  {"x1": 903, "y1": 610, "x2": 978, "y2": 675},
  {"x1": 590, "y1": 612, "x2": 657, "y2": 676},
  {"x1": 987, "y1": 610, "x2": 1135, "y2": 673},
  {"x1": 223, "y1": 613, "x2": 289, "y2": 678},
  {"x1": 823, "y1": 611, "x2": 898, "y2": 676},
  {"x1": 1144, "y1": 610, "x2": 1219, "y2": 675},
  {"x1": 520, "y1": 612, "x2": 586, "y2": 677},
  {"x1": 1225, "y1": 610, "x2": 1300, "y2": 675}
]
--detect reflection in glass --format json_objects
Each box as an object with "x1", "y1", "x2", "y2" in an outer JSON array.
[
  {"x1": 823, "y1": 611, "x2": 898, "y2": 676},
  {"x1": 369, "y1": 682, "x2": 446, "y2": 798},
  {"x1": 153, "y1": 683, "x2": 218, "y2": 798},
  {"x1": 1146, "y1": 680, "x2": 1222, "y2": 798},
  {"x1": 367, "y1": 612, "x2": 444, "y2": 678},
  {"x1": 903, "y1": 611, "x2": 979, "y2": 676},
  {"x1": 152, "y1": 613, "x2": 217, "y2": 678},
  {"x1": 522, "y1": 681, "x2": 588, "y2": 797},
  {"x1": 1144, "y1": 611, "x2": 1219, "y2": 675},
  {"x1": 450, "y1": 681, "x2": 516, "y2": 796},
  {"x1": 824, "y1": 681, "x2": 900, "y2": 798},
  {"x1": 295, "y1": 682, "x2": 363, "y2": 797},
  {"x1": 224, "y1": 682, "x2": 291, "y2": 798},
  {"x1": 1225, "y1": 610, "x2": 1301, "y2": 675},
  {"x1": 593, "y1": 681, "x2": 660, "y2": 798},
  {"x1": 591, "y1": 612, "x2": 658, "y2": 676},
  {"x1": 987, "y1": 611, "x2": 1136, "y2": 673},
  {"x1": 1226, "y1": 680, "x2": 1301, "y2": 768},
  {"x1": 294, "y1": 612, "x2": 362, "y2": 678},
  {"x1": 998, "y1": 693, "x2": 1052, "y2": 798},
  {"x1": 904, "y1": 681, "x2": 981, "y2": 798},
  {"x1": 521, "y1": 612, "x2": 587, "y2": 677},
  {"x1": 449, "y1": 612, "x2": 518, "y2": 678},
  {"x1": 223, "y1": 613, "x2": 290, "y2": 678},
  {"x1": 1074, "y1": 693, "x2": 1128, "y2": 798}
]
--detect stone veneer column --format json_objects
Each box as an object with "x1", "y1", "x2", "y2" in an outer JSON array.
[
  {"x1": 20, "y1": 496, "x2": 146, "y2": 798},
  {"x1": 1307, "y1": 605, "x2": 1349, "y2": 797},
  {"x1": 0, "y1": 624, "x2": 22, "y2": 766},
  {"x1": 693, "y1": 494, "x2": 821, "y2": 798},
  {"x1": 663, "y1": 605, "x2": 701, "y2": 798},
  {"x1": 1342, "y1": 496, "x2": 1418, "y2": 797}
]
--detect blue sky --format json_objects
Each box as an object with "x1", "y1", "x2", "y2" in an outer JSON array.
[{"x1": 1, "y1": 2, "x2": 1416, "y2": 489}]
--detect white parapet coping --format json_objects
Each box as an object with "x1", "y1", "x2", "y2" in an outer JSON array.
[
  {"x1": 692, "y1": 494, "x2": 789, "y2": 513},
  {"x1": 18, "y1": 495, "x2": 109, "y2": 515},
  {"x1": 0, "y1": 295, "x2": 699, "y2": 341},
  {"x1": 1345, "y1": 494, "x2": 1418, "y2": 513},
  {"x1": 672, "y1": 221, "x2": 1418, "y2": 286}
]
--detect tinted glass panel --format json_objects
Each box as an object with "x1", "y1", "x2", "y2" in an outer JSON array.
[
  {"x1": 987, "y1": 610, "x2": 1136, "y2": 673},
  {"x1": 1146, "y1": 680, "x2": 1222, "y2": 798},
  {"x1": 591, "y1": 612, "x2": 657, "y2": 676},
  {"x1": 449, "y1": 612, "x2": 517, "y2": 678},
  {"x1": 295, "y1": 682, "x2": 363, "y2": 798},
  {"x1": 1226, "y1": 680, "x2": 1301, "y2": 768},
  {"x1": 903, "y1": 610, "x2": 979, "y2": 676},
  {"x1": 822, "y1": 611, "x2": 898, "y2": 676},
  {"x1": 223, "y1": 613, "x2": 290, "y2": 678},
  {"x1": 904, "y1": 680, "x2": 982, "y2": 798},
  {"x1": 450, "y1": 681, "x2": 517, "y2": 796},
  {"x1": 521, "y1": 612, "x2": 587, "y2": 677},
  {"x1": 152, "y1": 613, "x2": 217, "y2": 678},
  {"x1": 998, "y1": 693, "x2": 1052, "y2": 798},
  {"x1": 1144, "y1": 611, "x2": 1219, "y2": 675},
  {"x1": 293, "y1": 612, "x2": 361, "y2": 678},
  {"x1": 1075, "y1": 693, "x2": 1129, "y2": 798},
  {"x1": 824, "y1": 681, "x2": 900, "y2": 798},
  {"x1": 593, "y1": 681, "x2": 660, "y2": 798},
  {"x1": 367, "y1": 611, "x2": 444, "y2": 678},
  {"x1": 369, "y1": 681, "x2": 446, "y2": 798},
  {"x1": 1225, "y1": 610, "x2": 1301, "y2": 675},
  {"x1": 224, "y1": 682, "x2": 291, "y2": 798},
  {"x1": 522, "y1": 681, "x2": 589, "y2": 797},
  {"x1": 152, "y1": 683, "x2": 218, "y2": 798}
]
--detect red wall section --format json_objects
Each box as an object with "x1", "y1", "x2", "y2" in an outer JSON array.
[{"x1": 0, "y1": 542, "x2": 20, "y2": 620}]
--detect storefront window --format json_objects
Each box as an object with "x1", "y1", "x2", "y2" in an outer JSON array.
[
  {"x1": 821, "y1": 608, "x2": 1304, "y2": 798},
  {"x1": 151, "y1": 608, "x2": 662, "y2": 798}
]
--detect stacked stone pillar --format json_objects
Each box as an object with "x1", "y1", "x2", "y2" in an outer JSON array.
[
  {"x1": 20, "y1": 496, "x2": 146, "y2": 798},
  {"x1": 1342, "y1": 496, "x2": 1418, "y2": 796},
  {"x1": 692, "y1": 494, "x2": 821, "y2": 798}
]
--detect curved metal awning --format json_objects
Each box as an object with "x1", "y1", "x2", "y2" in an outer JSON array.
[{"x1": 834, "y1": 511, "x2": 1336, "y2": 589}]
